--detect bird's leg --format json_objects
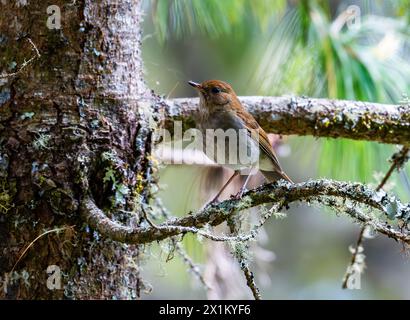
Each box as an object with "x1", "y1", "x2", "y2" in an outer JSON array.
[
  {"x1": 208, "y1": 170, "x2": 239, "y2": 205},
  {"x1": 234, "y1": 173, "x2": 253, "y2": 199}
]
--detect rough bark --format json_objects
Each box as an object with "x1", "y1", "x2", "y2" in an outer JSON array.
[
  {"x1": 0, "y1": 0, "x2": 157, "y2": 299},
  {"x1": 165, "y1": 97, "x2": 410, "y2": 145}
]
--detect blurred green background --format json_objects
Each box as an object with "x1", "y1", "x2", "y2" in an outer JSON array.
[{"x1": 141, "y1": 0, "x2": 410, "y2": 299}]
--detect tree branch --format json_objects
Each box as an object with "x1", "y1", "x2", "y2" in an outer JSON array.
[
  {"x1": 164, "y1": 96, "x2": 410, "y2": 145},
  {"x1": 342, "y1": 146, "x2": 410, "y2": 288},
  {"x1": 227, "y1": 216, "x2": 262, "y2": 300},
  {"x1": 81, "y1": 179, "x2": 410, "y2": 245}
]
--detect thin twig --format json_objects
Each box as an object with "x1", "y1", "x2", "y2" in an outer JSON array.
[
  {"x1": 375, "y1": 149, "x2": 408, "y2": 192},
  {"x1": 153, "y1": 201, "x2": 211, "y2": 290},
  {"x1": 227, "y1": 217, "x2": 262, "y2": 300},
  {"x1": 172, "y1": 239, "x2": 212, "y2": 291},
  {"x1": 166, "y1": 81, "x2": 179, "y2": 100},
  {"x1": 342, "y1": 226, "x2": 365, "y2": 289},
  {"x1": 157, "y1": 199, "x2": 260, "y2": 296},
  {"x1": 241, "y1": 264, "x2": 261, "y2": 300},
  {"x1": 0, "y1": 38, "x2": 40, "y2": 79},
  {"x1": 145, "y1": 216, "x2": 256, "y2": 242},
  {"x1": 342, "y1": 146, "x2": 410, "y2": 289}
]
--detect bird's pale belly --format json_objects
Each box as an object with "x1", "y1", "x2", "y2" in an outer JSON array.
[
  {"x1": 201, "y1": 127, "x2": 273, "y2": 172},
  {"x1": 198, "y1": 110, "x2": 275, "y2": 172}
]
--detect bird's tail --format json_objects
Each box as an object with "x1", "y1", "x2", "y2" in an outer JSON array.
[{"x1": 261, "y1": 170, "x2": 293, "y2": 183}]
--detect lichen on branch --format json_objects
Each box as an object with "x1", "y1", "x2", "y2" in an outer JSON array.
[
  {"x1": 164, "y1": 96, "x2": 410, "y2": 145},
  {"x1": 81, "y1": 179, "x2": 410, "y2": 245}
]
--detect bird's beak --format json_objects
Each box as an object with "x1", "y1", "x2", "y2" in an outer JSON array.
[{"x1": 188, "y1": 81, "x2": 202, "y2": 91}]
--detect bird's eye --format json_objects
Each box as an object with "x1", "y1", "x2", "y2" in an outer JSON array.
[{"x1": 211, "y1": 87, "x2": 221, "y2": 94}]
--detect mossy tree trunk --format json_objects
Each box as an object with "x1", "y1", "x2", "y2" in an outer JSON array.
[{"x1": 0, "y1": 0, "x2": 157, "y2": 299}]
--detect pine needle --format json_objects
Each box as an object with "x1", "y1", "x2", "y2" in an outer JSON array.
[{"x1": 11, "y1": 225, "x2": 75, "y2": 273}]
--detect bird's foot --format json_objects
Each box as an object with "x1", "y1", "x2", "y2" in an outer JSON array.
[
  {"x1": 203, "y1": 196, "x2": 220, "y2": 209},
  {"x1": 232, "y1": 186, "x2": 248, "y2": 200}
]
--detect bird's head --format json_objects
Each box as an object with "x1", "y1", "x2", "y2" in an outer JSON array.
[{"x1": 188, "y1": 79, "x2": 238, "y2": 109}]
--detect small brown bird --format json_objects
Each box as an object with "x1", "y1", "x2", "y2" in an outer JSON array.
[{"x1": 189, "y1": 79, "x2": 292, "y2": 202}]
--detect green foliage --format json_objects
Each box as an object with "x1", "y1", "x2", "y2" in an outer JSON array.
[
  {"x1": 250, "y1": 2, "x2": 410, "y2": 182},
  {"x1": 149, "y1": 1, "x2": 410, "y2": 204},
  {"x1": 150, "y1": 0, "x2": 287, "y2": 42},
  {"x1": 393, "y1": 0, "x2": 410, "y2": 23},
  {"x1": 306, "y1": 5, "x2": 410, "y2": 182}
]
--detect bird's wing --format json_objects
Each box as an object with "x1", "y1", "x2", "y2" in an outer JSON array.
[{"x1": 234, "y1": 106, "x2": 284, "y2": 175}]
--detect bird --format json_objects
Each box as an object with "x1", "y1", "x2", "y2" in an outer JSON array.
[{"x1": 188, "y1": 79, "x2": 292, "y2": 203}]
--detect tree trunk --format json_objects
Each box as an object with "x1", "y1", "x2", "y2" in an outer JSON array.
[
  {"x1": 1, "y1": 0, "x2": 409, "y2": 301},
  {"x1": 0, "y1": 0, "x2": 157, "y2": 299}
]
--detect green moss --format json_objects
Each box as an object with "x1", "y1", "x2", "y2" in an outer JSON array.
[
  {"x1": 100, "y1": 151, "x2": 130, "y2": 209},
  {"x1": 0, "y1": 177, "x2": 15, "y2": 214}
]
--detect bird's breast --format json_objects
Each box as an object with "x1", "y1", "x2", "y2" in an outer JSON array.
[{"x1": 197, "y1": 110, "x2": 261, "y2": 170}]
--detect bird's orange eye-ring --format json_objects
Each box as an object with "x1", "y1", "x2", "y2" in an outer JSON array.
[{"x1": 211, "y1": 87, "x2": 221, "y2": 94}]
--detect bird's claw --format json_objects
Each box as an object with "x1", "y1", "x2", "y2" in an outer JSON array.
[
  {"x1": 204, "y1": 196, "x2": 220, "y2": 208},
  {"x1": 232, "y1": 187, "x2": 248, "y2": 200}
]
